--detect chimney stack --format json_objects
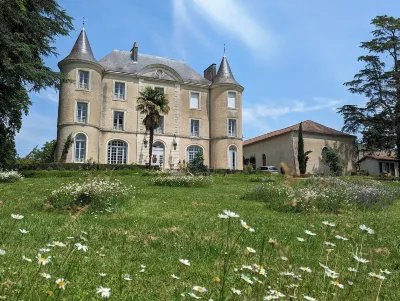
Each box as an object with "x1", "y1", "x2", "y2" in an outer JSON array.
[
  {"x1": 131, "y1": 42, "x2": 138, "y2": 62},
  {"x1": 204, "y1": 63, "x2": 216, "y2": 82}
]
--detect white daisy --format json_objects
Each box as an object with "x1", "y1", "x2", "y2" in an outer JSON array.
[
  {"x1": 304, "y1": 296, "x2": 317, "y2": 301},
  {"x1": 11, "y1": 214, "x2": 24, "y2": 220},
  {"x1": 171, "y1": 274, "x2": 180, "y2": 279},
  {"x1": 240, "y1": 274, "x2": 254, "y2": 285},
  {"x1": 188, "y1": 292, "x2": 202, "y2": 299},
  {"x1": 56, "y1": 278, "x2": 69, "y2": 290},
  {"x1": 22, "y1": 255, "x2": 32, "y2": 262},
  {"x1": 231, "y1": 288, "x2": 241, "y2": 295},
  {"x1": 353, "y1": 255, "x2": 369, "y2": 263},
  {"x1": 0, "y1": 249, "x2": 5, "y2": 256},
  {"x1": 240, "y1": 220, "x2": 255, "y2": 232},
  {"x1": 124, "y1": 274, "x2": 132, "y2": 281},
  {"x1": 39, "y1": 248, "x2": 51, "y2": 253},
  {"x1": 304, "y1": 230, "x2": 316, "y2": 236},
  {"x1": 37, "y1": 254, "x2": 51, "y2": 265},
  {"x1": 335, "y1": 235, "x2": 349, "y2": 241},
  {"x1": 218, "y1": 214, "x2": 229, "y2": 219},
  {"x1": 369, "y1": 272, "x2": 386, "y2": 280},
  {"x1": 324, "y1": 241, "x2": 336, "y2": 247},
  {"x1": 96, "y1": 286, "x2": 111, "y2": 298},
  {"x1": 348, "y1": 267, "x2": 358, "y2": 272},
  {"x1": 380, "y1": 269, "x2": 391, "y2": 275},
  {"x1": 193, "y1": 286, "x2": 207, "y2": 293},
  {"x1": 99, "y1": 272, "x2": 107, "y2": 277},
  {"x1": 40, "y1": 273, "x2": 51, "y2": 279},
  {"x1": 359, "y1": 224, "x2": 375, "y2": 234},
  {"x1": 245, "y1": 247, "x2": 256, "y2": 254},
  {"x1": 179, "y1": 259, "x2": 190, "y2": 266},
  {"x1": 53, "y1": 241, "x2": 66, "y2": 247},
  {"x1": 223, "y1": 210, "x2": 239, "y2": 218},
  {"x1": 322, "y1": 221, "x2": 335, "y2": 227},
  {"x1": 296, "y1": 237, "x2": 305, "y2": 242},
  {"x1": 330, "y1": 280, "x2": 344, "y2": 289},
  {"x1": 300, "y1": 267, "x2": 312, "y2": 273},
  {"x1": 74, "y1": 243, "x2": 88, "y2": 252},
  {"x1": 19, "y1": 229, "x2": 29, "y2": 234}
]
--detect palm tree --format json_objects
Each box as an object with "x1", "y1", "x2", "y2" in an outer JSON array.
[{"x1": 136, "y1": 86, "x2": 170, "y2": 169}]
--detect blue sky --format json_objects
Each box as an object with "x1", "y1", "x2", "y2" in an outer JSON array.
[{"x1": 15, "y1": 0, "x2": 400, "y2": 156}]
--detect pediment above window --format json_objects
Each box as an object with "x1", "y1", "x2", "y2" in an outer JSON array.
[{"x1": 137, "y1": 64, "x2": 183, "y2": 82}]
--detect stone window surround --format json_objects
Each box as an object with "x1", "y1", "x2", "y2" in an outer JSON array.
[
  {"x1": 75, "y1": 100, "x2": 90, "y2": 124},
  {"x1": 227, "y1": 90, "x2": 237, "y2": 109},
  {"x1": 189, "y1": 90, "x2": 201, "y2": 110},
  {"x1": 106, "y1": 139, "x2": 129, "y2": 164},
  {"x1": 112, "y1": 109, "x2": 126, "y2": 131},
  {"x1": 113, "y1": 80, "x2": 128, "y2": 101},
  {"x1": 189, "y1": 118, "x2": 200, "y2": 137},
  {"x1": 227, "y1": 118, "x2": 237, "y2": 137},
  {"x1": 186, "y1": 144, "x2": 204, "y2": 164},
  {"x1": 154, "y1": 115, "x2": 165, "y2": 134},
  {"x1": 72, "y1": 132, "x2": 88, "y2": 163},
  {"x1": 76, "y1": 69, "x2": 92, "y2": 92}
]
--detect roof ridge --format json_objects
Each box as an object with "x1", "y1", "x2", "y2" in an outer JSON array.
[{"x1": 108, "y1": 50, "x2": 186, "y2": 64}]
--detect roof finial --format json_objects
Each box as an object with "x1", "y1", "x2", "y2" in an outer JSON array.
[
  {"x1": 223, "y1": 44, "x2": 226, "y2": 57},
  {"x1": 82, "y1": 16, "x2": 85, "y2": 29}
]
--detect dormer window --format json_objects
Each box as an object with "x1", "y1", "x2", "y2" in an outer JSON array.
[
  {"x1": 78, "y1": 70, "x2": 89, "y2": 90},
  {"x1": 114, "y1": 82, "x2": 126, "y2": 100}
]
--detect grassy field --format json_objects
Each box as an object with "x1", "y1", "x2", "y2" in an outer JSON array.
[{"x1": 0, "y1": 171, "x2": 399, "y2": 300}]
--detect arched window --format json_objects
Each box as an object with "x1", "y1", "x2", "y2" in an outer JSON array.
[
  {"x1": 187, "y1": 145, "x2": 202, "y2": 164},
  {"x1": 74, "y1": 134, "x2": 86, "y2": 163},
  {"x1": 108, "y1": 140, "x2": 128, "y2": 164}
]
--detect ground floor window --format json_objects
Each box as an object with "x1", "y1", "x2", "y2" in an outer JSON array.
[
  {"x1": 187, "y1": 145, "x2": 202, "y2": 164},
  {"x1": 228, "y1": 145, "x2": 237, "y2": 169},
  {"x1": 74, "y1": 134, "x2": 86, "y2": 163},
  {"x1": 108, "y1": 140, "x2": 127, "y2": 164},
  {"x1": 379, "y1": 161, "x2": 395, "y2": 175}
]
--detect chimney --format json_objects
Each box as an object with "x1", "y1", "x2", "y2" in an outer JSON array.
[
  {"x1": 131, "y1": 42, "x2": 138, "y2": 62},
  {"x1": 204, "y1": 63, "x2": 216, "y2": 82}
]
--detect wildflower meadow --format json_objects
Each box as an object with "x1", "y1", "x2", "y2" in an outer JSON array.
[{"x1": 0, "y1": 171, "x2": 399, "y2": 300}]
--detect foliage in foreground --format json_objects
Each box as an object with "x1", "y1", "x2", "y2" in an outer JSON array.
[
  {"x1": 0, "y1": 209, "x2": 394, "y2": 300},
  {"x1": 0, "y1": 170, "x2": 23, "y2": 183},
  {"x1": 243, "y1": 177, "x2": 400, "y2": 213},
  {"x1": 45, "y1": 177, "x2": 133, "y2": 211},
  {"x1": 151, "y1": 175, "x2": 213, "y2": 187}
]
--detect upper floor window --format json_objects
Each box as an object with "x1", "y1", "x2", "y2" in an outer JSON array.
[
  {"x1": 190, "y1": 92, "x2": 200, "y2": 109},
  {"x1": 114, "y1": 82, "x2": 125, "y2": 100},
  {"x1": 228, "y1": 92, "x2": 236, "y2": 109},
  {"x1": 228, "y1": 119, "x2": 237, "y2": 137},
  {"x1": 76, "y1": 102, "x2": 88, "y2": 123},
  {"x1": 78, "y1": 70, "x2": 89, "y2": 90},
  {"x1": 154, "y1": 116, "x2": 164, "y2": 134},
  {"x1": 190, "y1": 119, "x2": 200, "y2": 137},
  {"x1": 74, "y1": 134, "x2": 86, "y2": 163},
  {"x1": 113, "y1": 111, "x2": 124, "y2": 131},
  {"x1": 155, "y1": 86, "x2": 165, "y2": 94}
]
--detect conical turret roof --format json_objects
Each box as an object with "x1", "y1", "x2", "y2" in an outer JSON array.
[
  {"x1": 212, "y1": 55, "x2": 241, "y2": 87},
  {"x1": 59, "y1": 28, "x2": 99, "y2": 65}
]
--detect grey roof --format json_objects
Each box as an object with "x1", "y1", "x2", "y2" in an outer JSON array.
[
  {"x1": 59, "y1": 29, "x2": 99, "y2": 65},
  {"x1": 99, "y1": 50, "x2": 211, "y2": 86},
  {"x1": 213, "y1": 55, "x2": 241, "y2": 87}
]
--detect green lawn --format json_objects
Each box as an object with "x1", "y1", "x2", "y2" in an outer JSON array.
[{"x1": 0, "y1": 172, "x2": 399, "y2": 300}]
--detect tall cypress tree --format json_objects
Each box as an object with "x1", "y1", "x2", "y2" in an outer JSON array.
[{"x1": 298, "y1": 122, "x2": 306, "y2": 174}]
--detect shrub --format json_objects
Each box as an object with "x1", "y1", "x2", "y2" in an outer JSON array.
[
  {"x1": 322, "y1": 147, "x2": 344, "y2": 175},
  {"x1": 0, "y1": 170, "x2": 23, "y2": 183},
  {"x1": 187, "y1": 149, "x2": 208, "y2": 172},
  {"x1": 45, "y1": 177, "x2": 133, "y2": 211},
  {"x1": 151, "y1": 175, "x2": 213, "y2": 187}
]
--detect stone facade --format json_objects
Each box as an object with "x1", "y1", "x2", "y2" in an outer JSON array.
[
  {"x1": 243, "y1": 120, "x2": 357, "y2": 174},
  {"x1": 55, "y1": 28, "x2": 244, "y2": 170}
]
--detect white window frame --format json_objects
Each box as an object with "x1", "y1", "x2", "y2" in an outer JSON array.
[
  {"x1": 154, "y1": 115, "x2": 165, "y2": 134},
  {"x1": 76, "y1": 69, "x2": 91, "y2": 91},
  {"x1": 75, "y1": 101, "x2": 89, "y2": 124},
  {"x1": 227, "y1": 91, "x2": 236, "y2": 109},
  {"x1": 113, "y1": 110, "x2": 125, "y2": 131},
  {"x1": 189, "y1": 91, "x2": 201, "y2": 110},
  {"x1": 113, "y1": 81, "x2": 127, "y2": 100},
  {"x1": 186, "y1": 145, "x2": 203, "y2": 164},
  {"x1": 228, "y1": 119, "x2": 237, "y2": 137},
  {"x1": 227, "y1": 145, "x2": 238, "y2": 170},
  {"x1": 190, "y1": 119, "x2": 200, "y2": 137},
  {"x1": 107, "y1": 139, "x2": 128, "y2": 164},
  {"x1": 154, "y1": 86, "x2": 165, "y2": 94},
  {"x1": 73, "y1": 133, "x2": 88, "y2": 163}
]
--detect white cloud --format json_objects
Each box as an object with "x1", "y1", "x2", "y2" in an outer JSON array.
[
  {"x1": 33, "y1": 88, "x2": 59, "y2": 103},
  {"x1": 243, "y1": 97, "x2": 342, "y2": 122},
  {"x1": 172, "y1": 0, "x2": 276, "y2": 57}
]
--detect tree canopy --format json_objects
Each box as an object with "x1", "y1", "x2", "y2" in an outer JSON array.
[
  {"x1": 136, "y1": 86, "x2": 170, "y2": 169},
  {"x1": 338, "y1": 15, "x2": 400, "y2": 157},
  {"x1": 0, "y1": 0, "x2": 73, "y2": 169}
]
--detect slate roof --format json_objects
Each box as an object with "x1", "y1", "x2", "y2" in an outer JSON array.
[
  {"x1": 99, "y1": 50, "x2": 211, "y2": 86},
  {"x1": 59, "y1": 29, "x2": 99, "y2": 66},
  {"x1": 213, "y1": 55, "x2": 242, "y2": 87},
  {"x1": 358, "y1": 155, "x2": 399, "y2": 162},
  {"x1": 243, "y1": 120, "x2": 355, "y2": 146}
]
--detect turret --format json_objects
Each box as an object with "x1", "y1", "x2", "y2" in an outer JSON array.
[
  {"x1": 55, "y1": 27, "x2": 103, "y2": 163},
  {"x1": 209, "y1": 52, "x2": 244, "y2": 170}
]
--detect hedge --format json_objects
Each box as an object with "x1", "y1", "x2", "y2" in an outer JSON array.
[{"x1": 12, "y1": 162, "x2": 157, "y2": 171}]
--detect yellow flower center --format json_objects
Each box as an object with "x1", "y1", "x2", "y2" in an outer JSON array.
[{"x1": 58, "y1": 281, "x2": 65, "y2": 287}]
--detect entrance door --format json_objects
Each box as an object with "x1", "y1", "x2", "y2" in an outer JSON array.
[
  {"x1": 228, "y1": 146, "x2": 237, "y2": 170},
  {"x1": 152, "y1": 141, "x2": 164, "y2": 169}
]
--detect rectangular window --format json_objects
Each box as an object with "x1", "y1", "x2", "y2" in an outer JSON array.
[
  {"x1": 78, "y1": 70, "x2": 89, "y2": 90},
  {"x1": 228, "y1": 92, "x2": 236, "y2": 108},
  {"x1": 154, "y1": 116, "x2": 164, "y2": 134},
  {"x1": 155, "y1": 86, "x2": 164, "y2": 94},
  {"x1": 190, "y1": 119, "x2": 200, "y2": 137},
  {"x1": 114, "y1": 82, "x2": 125, "y2": 100},
  {"x1": 228, "y1": 119, "x2": 237, "y2": 137},
  {"x1": 113, "y1": 111, "x2": 124, "y2": 131},
  {"x1": 190, "y1": 92, "x2": 200, "y2": 109},
  {"x1": 76, "y1": 102, "x2": 88, "y2": 123}
]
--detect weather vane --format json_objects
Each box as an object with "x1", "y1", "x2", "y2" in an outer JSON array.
[{"x1": 224, "y1": 44, "x2": 226, "y2": 56}]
